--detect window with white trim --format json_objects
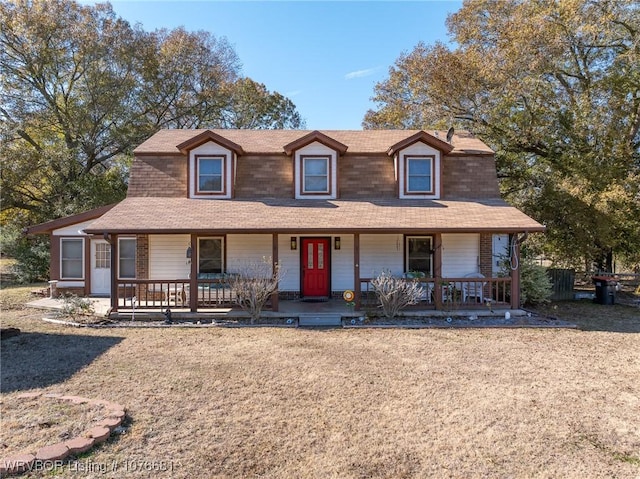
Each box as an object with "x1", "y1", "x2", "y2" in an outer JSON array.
[
  {"x1": 405, "y1": 156, "x2": 434, "y2": 194},
  {"x1": 197, "y1": 156, "x2": 225, "y2": 194},
  {"x1": 118, "y1": 238, "x2": 136, "y2": 279},
  {"x1": 198, "y1": 237, "x2": 224, "y2": 274},
  {"x1": 95, "y1": 243, "x2": 110, "y2": 269},
  {"x1": 302, "y1": 156, "x2": 330, "y2": 194},
  {"x1": 406, "y1": 236, "x2": 433, "y2": 276},
  {"x1": 61, "y1": 238, "x2": 84, "y2": 279}
]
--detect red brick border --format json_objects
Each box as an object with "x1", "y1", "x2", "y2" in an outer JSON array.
[{"x1": 0, "y1": 393, "x2": 126, "y2": 476}]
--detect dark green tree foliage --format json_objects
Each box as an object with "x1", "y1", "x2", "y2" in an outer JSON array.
[{"x1": 365, "y1": 0, "x2": 640, "y2": 270}]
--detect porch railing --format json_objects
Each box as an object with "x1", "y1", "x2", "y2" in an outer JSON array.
[
  {"x1": 113, "y1": 276, "x2": 512, "y2": 312},
  {"x1": 114, "y1": 278, "x2": 238, "y2": 310},
  {"x1": 359, "y1": 277, "x2": 512, "y2": 311}
]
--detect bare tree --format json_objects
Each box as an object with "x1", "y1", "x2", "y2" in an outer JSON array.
[
  {"x1": 371, "y1": 270, "x2": 425, "y2": 319},
  {"x1": 228, "y1": 259, "x2": 283, "y2": 324}
]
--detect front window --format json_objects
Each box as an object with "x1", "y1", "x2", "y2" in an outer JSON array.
[
  {"x1": 406, "y1": 157, "x2": 434, "y2": 194},
  {"x1": 197, "y1": 156, "x2": 224, "y2": 194},
  {"x1": 406, "y1": 236, "x2": 433, "y2": 276},
  {"x1": 61, "y1": 238, "x2": 83, "y2": 279},
  {"x1": 118, "y1": 238, "x2": 136, "y2": 279},
  {"x1": 199, "y1": 237, "x2": 224, "y2": 274},
  {"x1": 302, "y1": 156, "x2": 329, "y2": 193}
]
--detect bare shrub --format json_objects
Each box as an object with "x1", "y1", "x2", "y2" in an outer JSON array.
[
  {"x1": 228, "y1": 259, "x2": 283, "y2": 324},
  {"x1": 60, "y1": 294, "x2": 95, "y2": 319},
  {"x1": 370, "y1": 270, "x2": 425, "y2": 319}
]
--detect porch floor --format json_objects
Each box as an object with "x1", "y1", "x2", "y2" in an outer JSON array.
[{"x1": 27, "y1": 297, "x2": 521, "y2": 321}]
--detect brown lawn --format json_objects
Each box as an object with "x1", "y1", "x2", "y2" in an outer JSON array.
[
  {"x1": 1, "y1": 397, "x2": 107, "y2": 453},
  {"x1": 1, "y1": 304, "x2": 639, "y2": 478}
]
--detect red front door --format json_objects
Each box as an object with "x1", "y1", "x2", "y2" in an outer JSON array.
[{"x1": 302, "y1": 238, "x2": 330, "y2": 297}]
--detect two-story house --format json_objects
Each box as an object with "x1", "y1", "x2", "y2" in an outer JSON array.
[{"x1": 27, "y1": 129, "x2": 544, "y2": 315}]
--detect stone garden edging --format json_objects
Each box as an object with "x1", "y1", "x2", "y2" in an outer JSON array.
[{"x1": 0, "y1": 393, "x2": 127, "y2": 476}]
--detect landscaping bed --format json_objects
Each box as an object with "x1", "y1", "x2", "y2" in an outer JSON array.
[
  {"x1": 42, "y1": 315, "x2": 298, "y2": 328},
  {"x1": 344, "y1": 313, "x2": 577, "y2": 328}
]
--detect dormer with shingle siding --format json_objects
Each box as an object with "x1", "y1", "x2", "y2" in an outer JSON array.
[
  {"x1": 130, "y1": 129, "x2": 498, "y2": 201},
  {"x1": 176, "y1": 130, "x2": 244, "y2": 199},
  {"x1": 283, "y1": 131, "x2": 348, "y2": 200}
]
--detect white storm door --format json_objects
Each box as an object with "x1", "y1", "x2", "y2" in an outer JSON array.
[
  {"x1": 91, "y1": 239, "x2": 111, "y2": 295},
  {"x1": 492, "y1": 234, "x2": 509, "y2": 275}
]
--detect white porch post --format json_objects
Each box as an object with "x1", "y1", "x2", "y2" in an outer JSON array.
[{"x1": 109, "y1": 233, "x2": 118, "y2": 312}]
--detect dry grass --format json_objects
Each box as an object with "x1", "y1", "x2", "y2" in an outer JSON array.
[
  {"x1": 1, "y1": 307, "x2": 639, "y2": 478},
  {"x1": 0, "y1": 397, "x2": 106, "y2": 453},
  {"x1": 0, "y1": 258, "x2": 17, "y2": 274},
  {"x1": 533, "y1": 298, "x2": 640, "y2": 332},
  {"x1": 0, "y1": 283, "x2": 48, "y2": 311}
]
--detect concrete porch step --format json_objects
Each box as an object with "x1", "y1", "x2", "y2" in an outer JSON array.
[{"x1": 298, "y1": 314, "x2": 342, "y2": 327}]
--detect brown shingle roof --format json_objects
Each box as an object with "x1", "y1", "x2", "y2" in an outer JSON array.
[
  {"x1": 134, "y1": 129, "x2": 493, "y2": 155},
  {"x1": 84, "y1": 197, "x2": 543, "y2": 234},
  {"x1": 25, "y1": 204, "x2": 117, "y2": 235}
]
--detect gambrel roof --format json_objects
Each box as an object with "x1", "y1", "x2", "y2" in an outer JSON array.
[{"x1": 76, "y1": 129, "x2": 543, "y2": 235}]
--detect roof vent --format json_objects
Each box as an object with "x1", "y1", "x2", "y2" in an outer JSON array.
[{"x1": 446, "y1": 127, "x2": 455, "y2": 143}]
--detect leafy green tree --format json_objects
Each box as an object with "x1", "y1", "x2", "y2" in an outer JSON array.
[
  {"x1": 141, "y1": 26, "x2": 241, "y2": 129},
  {"x1": 220, "y1": 78, "x2": 305, "y2": 129},
  {"x1": 365, "y1": 0, "x2": 640, "y2": 270},
  {"x1": 1, "y1": 0, "x2": 304, "y2": 233}
]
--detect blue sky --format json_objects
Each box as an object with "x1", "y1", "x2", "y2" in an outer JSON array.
[{"x1": 107, "y1": 1, "x2": 462, "y2": 129}]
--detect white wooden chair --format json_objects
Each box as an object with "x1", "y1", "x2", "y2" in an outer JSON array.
[
  {"x1": 462, "y1": 272, "x2": 486, "y2": 304},
  {"x1": 165, "y1": 286, "x2": 187, "y2": 306}
]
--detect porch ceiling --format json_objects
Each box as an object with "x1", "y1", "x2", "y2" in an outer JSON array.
[{"x1": 83, "y1": 197, "x2": 545, "y2": 235}]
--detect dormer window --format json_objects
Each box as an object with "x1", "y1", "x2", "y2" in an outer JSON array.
[
  {"x1": 177, "y1": 130, "x2": 243, "y2": 200},
  {"x1": 395, "y1": 145, "x2": 441, "y2": 199},
  {"x1": 302, "y1": 156, "x2": 330, "y2": 194},
  {"x1": 284, "y1": 131, "x2": 347, "y2": 200},
  {"x1": 197, "y1": 156, "x2": 225, "y2": 194},
  {"x1": 406, "y1": 156, "x2": 434, "y2": 194},
  {"x1": 389, "y1": 131, "x2": 452, "y2": 200}
]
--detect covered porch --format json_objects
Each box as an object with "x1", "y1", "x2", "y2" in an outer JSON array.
[
  {"x1": 77, "y1": 197, "x2": 541, "y2": 317},
  {"x1": 104, "y1": 231, "x2": 521, "y2": 315}
]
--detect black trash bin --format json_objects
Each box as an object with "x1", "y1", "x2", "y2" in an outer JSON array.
[{"x1": 592, "y1": 276, "x2": 617, "y2": 305}]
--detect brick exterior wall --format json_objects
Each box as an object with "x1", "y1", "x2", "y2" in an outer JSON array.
[
  {"x1": 235, "y1": 155, "x2": 293, "y2": 198},
  {"x1": 55, "y1": 287, "x2": 85, "y2": 298},
  {"x1": 441, "y1": 155, "x2": 500, "y2": 199},
  {"x1": 135, "y1": 234, "x2": 149, "y2": 299},
  {"x1": 128, "y1": 155, "x2": 187, "y2": 197},
  {"x1": 339, "y1": 154, "x2": 396, "y2": 198},
  {"x1": 479, "y1": 234, "x2": 493, "y2": 278}
]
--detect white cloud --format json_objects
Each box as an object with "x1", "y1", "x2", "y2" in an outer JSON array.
[
  {"x1": 285, "y1": 90, "x2": 302, "y2": 97},
  {"x1": 344, "y1": 67, "x2": 379, "y2": 80}
]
